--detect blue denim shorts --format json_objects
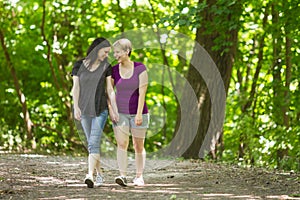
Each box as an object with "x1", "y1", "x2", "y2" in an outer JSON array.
[{"x1": 113, "y1": 113, "x2": 149, "y2": 129}]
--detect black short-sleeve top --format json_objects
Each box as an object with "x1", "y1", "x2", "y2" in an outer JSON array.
[{"x1": 72, "y1": 59, "x2": 112, "y2": 117}]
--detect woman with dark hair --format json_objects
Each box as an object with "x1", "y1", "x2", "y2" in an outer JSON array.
[{"x1": 71, "y1": 37, "x2": 118, "y2": 188}]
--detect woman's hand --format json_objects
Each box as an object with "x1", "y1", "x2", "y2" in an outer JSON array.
[
  {"x1": 106, "y1": 76, "x2": 119, "y2": 123},
  {"x1": 74, "y1": 107, "x2": 81, "y2": 121},
  {"x1": 135, "y1": 114, "x2": 143, "y2": 126},
  {"x1": 109, "y1": 108, "x2": 119, "y2": 123}
]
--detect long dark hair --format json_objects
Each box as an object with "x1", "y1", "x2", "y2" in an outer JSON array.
[{"x1": 85, "y1": 37, "x2": 110, "y2": 69}]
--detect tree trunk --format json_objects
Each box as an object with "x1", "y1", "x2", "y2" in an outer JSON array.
[
  {"x1": 284, "y1": 31, "x2": 292, "y2": 129},
  {"x1": 0, "y1": 29, "x2": 36, "y2": 149},
  {"x1": 180, "y1": 0, "x2": 242, "y2": 159},
  {"x1": 272, "y1": 3, "x2": 290, "y2": 167},
  {"x1": 238, "y1": 5, "x2": 269, "y2": 158},
  {"x1": 41, "y1": 0, "x2": 76, "y2": 140}
]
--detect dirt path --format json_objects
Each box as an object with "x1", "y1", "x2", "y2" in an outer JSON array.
[{"x1": 0, "y1": 154, "x2": 299, "y2": 200}]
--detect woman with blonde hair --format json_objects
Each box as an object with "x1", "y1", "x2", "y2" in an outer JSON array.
[{"x1": 110, "y1": 38, "x2": 149, "y2": 186}]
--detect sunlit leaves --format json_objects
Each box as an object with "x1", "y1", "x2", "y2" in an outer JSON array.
[
  {"x1": 224, "y1": 0, "x2": 300, "y2": 171},
  {"x1": 0, "y1": 0, "x2": 299, "y2": 170}
]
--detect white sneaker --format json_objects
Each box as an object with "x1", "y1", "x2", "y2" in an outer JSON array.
[
  {"x1": 84, "y1": 174, "x2": 94, "y2": 188},
  {"x1": 95, "y1": 174, "x2": 104, "y2": 187},
  {"x1": 133, "y1": 177, "x2": 144, "y2": 186}
]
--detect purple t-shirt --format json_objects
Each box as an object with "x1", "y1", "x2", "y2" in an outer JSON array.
[{"x1": 112, "y1": 62, "x2": 148, "y2": 115}]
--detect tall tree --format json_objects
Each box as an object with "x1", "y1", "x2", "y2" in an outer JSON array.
[
  {"x1": 181, "y1": 0, "x2": 243, "y2": 158},
  {"x1": 271, "y1": 1, "x2": 292, "y2": 165},
  {"x1": 238, "y1": 3, "x2": 270, "y2": 159},
  {"x1": 0, "y1": 29, "x2": 35, "y2": 148},
  {"x1": 0, "y1": 2, "x2": 36, "y2": 148}
]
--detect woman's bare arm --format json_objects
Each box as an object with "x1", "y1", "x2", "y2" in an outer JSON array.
[{"x1": 71, "y1": 76, "x2": 81, "y2": 120}]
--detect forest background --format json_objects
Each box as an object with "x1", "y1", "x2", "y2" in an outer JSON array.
[{"x1": 0, "y1": 0, "x2": 299, "y2": 172}]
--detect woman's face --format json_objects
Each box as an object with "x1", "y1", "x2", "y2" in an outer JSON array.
[
  {"x1": 98, "y1": 47, "x2": 111, "y2": 61},
  {"x1": 113, "y1": 47, "x2": 128, "y2": 63}
]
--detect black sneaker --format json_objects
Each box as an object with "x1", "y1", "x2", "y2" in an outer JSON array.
[
  {"x1": 115, "y1": 176, "x2": 127, "y2": 186},
  {"x1": 84, "y1": 174, "x2": 94, "y2": 188}
]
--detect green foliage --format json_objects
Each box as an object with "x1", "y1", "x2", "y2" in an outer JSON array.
[
  {"x1": 223, "y1": 0, "x2": 300, "y2": 171},
  {"x1": 145, "y1": 83, "x2": 178, "y2": 153},
  {"x1": 0, "y1": 0, "x2": 299, "y2": 172},
  {"x1": 158, "y1": 1, "x2": 206, "y2": 29},
  {"x1": 0, "y1": 0, "x2": 181, "y2": 156}
]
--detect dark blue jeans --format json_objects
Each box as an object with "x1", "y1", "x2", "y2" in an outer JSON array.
[{"x1": 80, "y1": 110, "x2": 108, "y2": 154}]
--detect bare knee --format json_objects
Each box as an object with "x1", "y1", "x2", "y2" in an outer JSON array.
[
  {"x1": 117, "y1": 140, "x2": 129, "y2": 150},
  {"x1": 133, "y1": 139, "x2": 144, "y2": 153},
  {"x1": 114, "y1": 127, "x2": 130, "y2": 150}
]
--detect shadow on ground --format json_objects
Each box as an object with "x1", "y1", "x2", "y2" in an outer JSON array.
[{"x1": 0, "y1": 154, "x2": 299, "y2": 199}]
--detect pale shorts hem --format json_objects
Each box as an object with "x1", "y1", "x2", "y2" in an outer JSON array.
[{"x1": 113, "y1": 113, "x2": 149, "y2": 129}]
